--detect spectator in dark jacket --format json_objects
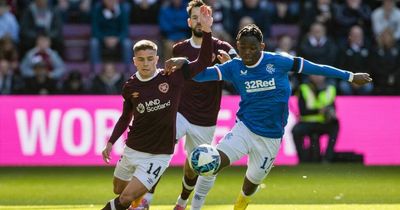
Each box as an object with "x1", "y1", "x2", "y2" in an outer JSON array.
[
  {"x1": 0, "y1": 57, "x2": 24, "y2": 94},
  {"x1": 90, "y1": 0, "x2": 131, "y2": 65},
  {"x1": 299, "y1": 22, "x2": 337, "y2": 67},
  {"x1": 301, "y1": 0, "x2": 336, "y2": 37},
  {"x1": 158, "y1": 0, "x2": 190, "y2": 59},
  {"x1": 371, "y1": 28, "x2": 400, "y2": 95},
  {"x1": 90, "y1": 62, "x2": 125, "y2": 95},
  {"x1": 338, "y1": 25, "x2": 373, "y2": 95},
  {"x1": 61, "y1": 70, "x2": 86, "y2": 94},
  {"x1": 129, "y1": 0, "x2": 161, "y2": 24},
  {"x1": 19, "y1": 0, "x2": 63, "y2": 55},
  {"x1": 333, "y1": 0, "x2": 371, "y2": 47},
  {"x1": 24, "y1": 60, "x2": 59, "y2": 95},
  {"x1": 232, "y1": 0, "x2": 271, "y2": 40}
]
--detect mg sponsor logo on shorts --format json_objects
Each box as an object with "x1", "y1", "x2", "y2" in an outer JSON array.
[
  {"x1": 244, "y1": 78, "x2": 276, "y2": 93},
  {"x1": 136, "y1": 99, "x2": 171, "y2": 113}
]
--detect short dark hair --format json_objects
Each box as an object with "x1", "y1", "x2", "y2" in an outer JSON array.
[
  {"x1": 133, "y1": 40, "x2": 158, "y2": 54},
  {"x1": 187, "y1": 0, "x2": 205, "y2": 16},
  {"x1": 236, "y1": 24, "x2": 263, "y2": 42}
]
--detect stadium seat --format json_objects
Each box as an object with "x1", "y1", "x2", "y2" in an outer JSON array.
[
  {"x1": 268, "y1": 24, "x2": 300, "y2": 49},
  {"x1": 65, "y1": 62, "x2": 91, "y2": 78},
  {"x1": 129, "y1": 24, "x2": 161, "y2": 43},
  {"x1": 93, "y1": 62, "x2": 127, "y2": 74},
  {"x1": 271, "y1": 24, "x2": 300, "y2": 38},
  {"x1": 63, "y1": 24, "x2": 91, "y2": 62}
]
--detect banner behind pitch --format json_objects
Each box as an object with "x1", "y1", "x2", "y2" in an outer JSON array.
[{"x1": 0, "y1": 96, "x2": 399, "y2": 166}]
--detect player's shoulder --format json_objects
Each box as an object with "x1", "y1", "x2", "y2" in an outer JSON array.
[
  {"x1": 264, "y1": 51, "x2": 295, "y2": 62},
  {"x1": 173, "y1": 39, "x2": 190, "y2": 49},
  {"x1": 212, "y1": 37, "x2": 235, "y2": 50},
  {"x1": 217, "y1": 57, "x2": 242, "y2": 69},
  {"x1": 123, "y1": 74, "x2": 138, "y2": 89}
]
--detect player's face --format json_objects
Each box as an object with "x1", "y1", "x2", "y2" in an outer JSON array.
[
  {"x1": 188, "y1": 7, "x2": 203, "y2": 38},
  {"x1": 236, "y1": 36, "x2": 265, "y2": 66},
  {"x1": 133, "y1": 49, "x2": 159, "y2": 79}
]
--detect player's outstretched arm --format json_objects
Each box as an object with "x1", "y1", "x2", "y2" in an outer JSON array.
[
  {"x1": 352, "y1": 73, "x2": 372, "y2": 85},
  {"x1": 298, "y1": 58, "x2": 372, "y2": 85},
  {"x1": 164, "y1": 5, "x2": 213, "y2": 77}
]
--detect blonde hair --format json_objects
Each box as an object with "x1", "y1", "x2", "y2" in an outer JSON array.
[{"x1": 133, "y1": 40, "x2": 158, "y2": 55}]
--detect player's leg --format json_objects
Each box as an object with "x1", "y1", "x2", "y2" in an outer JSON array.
[
  {"x1": 191, "y1": 121, "x2": 250, "y2": 210},
  {"x1": 140, "y1": 113, "x2": 190, "y2": 209},
  {"x1": 175, "y1": 121, "x2": 215, "y2": 209},
  {"x1": 132, "y1": 151, "x2": 172, "y2": 210},
  {"x1": 102, "y1": 148, "x2": 136, "y2": 210},
  {"x1": 234, "y1": 136, "x2": 281, "y2": 210},
  {"x1": 189, "y1": 150, "x2": 230, "y2": 210}
]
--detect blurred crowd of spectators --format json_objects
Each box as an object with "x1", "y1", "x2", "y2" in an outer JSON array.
[{"x1": 1, "y1": 0, "x2": 400, "y2": 95}]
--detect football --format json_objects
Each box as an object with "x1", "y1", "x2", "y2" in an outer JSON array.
[{"x1": 189, "y1": 144, "x2": 221, "y2": 176}]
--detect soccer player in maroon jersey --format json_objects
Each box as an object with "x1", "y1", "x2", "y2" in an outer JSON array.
[
  {"x1": 100, "y1": 5, "x2": 213, "y2": 210},
  {"x1": 138, "y1": 1, "x2": 237, "y2": 209}
]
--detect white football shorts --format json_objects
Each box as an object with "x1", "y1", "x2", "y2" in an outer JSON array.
[
  {"x1": 176, "y1": 112, "x2": 216, "y2": 154},
  {"x1": 114, "y1": 146, "x2": 172, "y2": 190},
  {"x1": 216, "y1": 121, "x2": 282, "y2": 184}
]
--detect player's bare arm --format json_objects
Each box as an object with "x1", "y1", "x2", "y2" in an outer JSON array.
[{"x1": 102, "y1": 142, "x2": 113, "y2": 164}]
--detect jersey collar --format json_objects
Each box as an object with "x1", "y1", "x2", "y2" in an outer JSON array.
[
  {"x1": 135, "y1": 69, "x2": 160, "y2": 82},
  {"x1": 189, "y1": 38, "x2": 201, "y2": 49},
  {"x1": 245, "y1": 52, "x2": 264, "y2": 68}
]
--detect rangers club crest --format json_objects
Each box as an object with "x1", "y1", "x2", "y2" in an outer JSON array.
[
  {"x1": 266, "y1": 64, "x2": 275, "y2": 74},
  {"x1": 137, "y1": 103, "x2": 145, "y2": 113},
  {"x1": 159, "y1": 83, "x2": 169, "y2": 93}
]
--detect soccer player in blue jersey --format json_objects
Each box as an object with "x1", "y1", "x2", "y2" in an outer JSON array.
[{"x1": 165, "y1": 24, "x2": 372, "y2": 210}]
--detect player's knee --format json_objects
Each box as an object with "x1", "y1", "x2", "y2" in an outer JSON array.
[
  {"x1": 113, "y1": 185, "x2": 124, "y2": 195},
  {"x1": 185, "y1": 164, "x2": 198, "y2": 180},
  {"x1": 243, "y1": 176, "x2": 260, "y2": 196},
  {"x1": 246, "y1": 172, "x2": 265, "y2": 188},
  {"x1": 215, "y1": 149, "x2": 230, "y2": 173}
]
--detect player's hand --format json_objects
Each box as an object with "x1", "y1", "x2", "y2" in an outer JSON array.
[
  {"x1": 199, "y1": 5, "x2": 213, "y2": 33},
  {"x1": 352, "y1": 73, "x2": 372, "y2": 86},
  {"x1": 102, "y1": 142, "x2": 113, "y2": 164},
  {"x1": 217, "y1": 50, "x2": 231, "y2": 63},
  {"x1": 164, "y1": 57, "x2": 188, "y2": 75}
]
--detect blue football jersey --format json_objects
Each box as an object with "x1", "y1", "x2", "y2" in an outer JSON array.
[{"x1": 194, "y1": 51, "x2": 352, "y2": 138}]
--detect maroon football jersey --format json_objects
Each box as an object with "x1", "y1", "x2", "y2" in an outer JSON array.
[
  {"x1": 109, "y1": 33, "x2": 213, "y2": 154},
  {"x1": 108, "y1": 32, "x2": 213, "y2": 154},
  {"x1": 173, "y1": 37, "x2": 236, "y2": 126},
  {"x1": 121, "y1": 71, "x2": 184, "y2": 154}
]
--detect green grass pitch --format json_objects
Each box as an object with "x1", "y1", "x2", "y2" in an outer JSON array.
[{"x1": 0, "y1": 164, "x2": 399, "y2": 209}]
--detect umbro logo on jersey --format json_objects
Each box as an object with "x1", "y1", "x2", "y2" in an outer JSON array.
[
  {"x1": 240, "y1": 70, "x2": 247, "y2": 75},
  {"x1": 266, "y1": 64, "x2": 275, "y2": 74},
  {"x1": 131, "y1": 92, "x2": 139, "y2": 98},
  {"x1": 159, "y1": 83, "x2": 169, "y2": 93}
]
